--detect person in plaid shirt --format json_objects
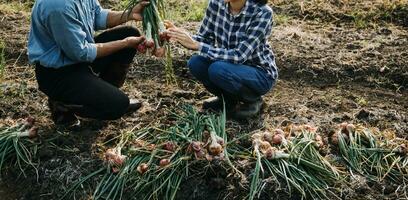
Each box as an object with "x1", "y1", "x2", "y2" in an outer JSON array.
[{"x1": 166, "y1": 0, "x2": 277, "y2": 119}]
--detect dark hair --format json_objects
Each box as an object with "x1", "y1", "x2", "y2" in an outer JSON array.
[{"x1": 254, "y1": 0, "x2": 267, "y2": 5}]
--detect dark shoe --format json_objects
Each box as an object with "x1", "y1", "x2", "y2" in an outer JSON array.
[
  {"x1": 232, "y1": 99, "x2": 264, "y2": 119},
  {"x1": 202, "y1": 96, "x2": 237, "y2": 112},
  {"x1": 202, "y1": 97, "x2": 224, "y2": 111},
  {"x1": 48, "y1": 99, "x2": 81, "y2": 128},
  {"x1": 126, "y1": 99, "x2": 142, "y2": 115}
]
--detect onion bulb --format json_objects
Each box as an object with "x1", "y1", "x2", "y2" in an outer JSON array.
[
  {"x1": 194, "y1": 149, "x2": 206, "y2": 160},
  {"x1": 23, "y1": 117, "x2": 35, "y2": 129},
  {"x1": 346, "y1": 124, "x2": 355, "y2": 134},
  {"x1": 137, "y1": 44, "x2": 147, "y2": 53},
  {"x1": 17, "y1": 127, "x2": 38, "y2": 138},
  {"x1": 265, "y1": 147, "x2": 289, "y2": 160},
  {"x1": 208, "y1": 140, "x2": 223, "y2": 156},
  {"x1": 262, "y1": 132, "x2": 274, "y2": 144},
  {"x1": 208, "y1": 131, "x2": 223, "y2": 156},
  {"x1": 105, "y1": 148, "x2": 126, "y2": 166},
  {"x1": 137, "y1": 163, "x2": 149, "y2": 174},
  {"x1": 162, "y1": 142, "x2": 176, "y2": 152},
  {"x1": 191, "y1": 141, "x2": 202, "y2": 152},
  {"x1": 272, "y1": 134, "x2": 284, "y2": 145},
  {"x1": 304, "y1": 125, "x2": 317, "y2": 132},
  {"x1": 259, "y1": 141, "x2": 272, "y2": 154},
  {"x1": 154, "y1": 47, "x2": 166, "y2": 57},
  {"x1": 159, "y1": 159, "x2": 170, "y2": 167},
  {"x1": 397, "y1": 144, "x2": 407, "y2": 156}
]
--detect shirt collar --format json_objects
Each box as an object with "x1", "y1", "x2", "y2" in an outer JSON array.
[{"x1": 225, "y1": 0, "x2": 253, "y2": 17}]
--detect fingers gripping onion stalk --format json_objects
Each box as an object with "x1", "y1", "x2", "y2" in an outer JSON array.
[{"x1": 125, "y1": 0, "x2": 177, "y2": 85}]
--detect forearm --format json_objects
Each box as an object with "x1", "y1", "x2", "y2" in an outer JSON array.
[
  {"x1": 95, "y1": 39, "x2": 129, "y2": 58},
  {"x1": 106, "y1": 11, "x2": 129, "y2": 28}
]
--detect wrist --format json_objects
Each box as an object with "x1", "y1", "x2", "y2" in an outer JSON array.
[
  {"x1": 193, "y1": 41, "x2": 200, "y2": 51},
  {"x1": 123, "y1": 38, "x2": 130, "y2": 48}
]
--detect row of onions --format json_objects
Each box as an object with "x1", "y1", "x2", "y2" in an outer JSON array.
[
  {"x1": 60, "y1": 110, "x2": 408, "y2": 200},
  {"x1": 63, "y1": 106, "x2": 239, "y2": 200},
  {"x1": 124, "y1": 0, "x2": 177, "y2": 85},
  {"x1": 1, "y1": 112, "x2": 406, "y2": 199},
  {"x1": 0, "y1": 117, "x2": 39, "y2": 177}
]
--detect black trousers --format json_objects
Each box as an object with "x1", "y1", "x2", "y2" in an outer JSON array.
[{"x1": 35, "y1": 26, "x2": 140, "y2": 120}]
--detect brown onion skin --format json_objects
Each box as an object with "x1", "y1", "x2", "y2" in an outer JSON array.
[
  {"x1": 137, "y1": 163, "x2": 149, "y2": 174},
  {"x1": 163, "y1": 142, "x2": 176, "y2": 152},
  {"x1": 272, "y1": 134, "x2": 284, "y2": 145},
  {"x1": 191, "y1": 142, "x2": 202, "y2": 152},
  {"x1": 154, "y1": 47, "x2": 166, "y2": 57},
  {"x1": 28, "y1": 127, "x2": 38, "y2": 139},
  {"x1": 159, "y1": 159, "x2": 170, "y2": 167},
  {"x1": 209, "y1": 143, "x2": 223, "y2": 156},
  {"x1": 263, "y1": 132, "x2": 274, "y2": 144}
]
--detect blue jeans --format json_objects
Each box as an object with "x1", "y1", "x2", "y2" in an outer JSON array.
[{"x1": 187, "y1": 55, "x2": 275, "y2": 102}]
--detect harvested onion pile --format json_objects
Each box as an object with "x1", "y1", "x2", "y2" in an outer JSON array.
[
  {"x1": 333, "y1": 123, "x2": 407, "y2": 183},
  {"x1": 0, "y1": 117, "x2": 39, "y2": 175},
  {"x1": 249, "y1": 125, "x2": 340, "y2": 200}
]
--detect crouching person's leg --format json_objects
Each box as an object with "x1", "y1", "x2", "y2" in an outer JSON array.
[
  {"x1": 188, "y1": 55, "x2": 231, "y2": 111},
  {"x1": 92, "y1": 26, "x2": 142, "y2": 112},
  {"x1": 35, "y1": 64, "x2": 131, "y2": 126},
  {"x1": 208, "y1": 61, "x2": 275, "y2": 119}
]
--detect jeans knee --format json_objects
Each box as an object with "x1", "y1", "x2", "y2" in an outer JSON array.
[
  {"x1": 208, "y1": 62, "x2": 227, "y2": 83},
  {"x1": 188, "y1": 55, "x2": 207, "y2": 79}
]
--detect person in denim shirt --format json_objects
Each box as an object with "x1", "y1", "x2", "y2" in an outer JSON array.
[
  {"x1": 28, "y1": 0, "x2": 149, "y2": 127},
  {"x1": 166, "y1": 0, "x2": 277, "y2": 119}
]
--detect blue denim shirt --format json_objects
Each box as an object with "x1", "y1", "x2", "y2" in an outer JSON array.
[{"x1": 28, "y1": 0, "x2": 109, "y2": 68}]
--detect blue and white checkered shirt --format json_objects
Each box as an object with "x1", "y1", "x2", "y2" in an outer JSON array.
[{"x1": 193, "y1": 0, "x2": 278, "y2": 79}]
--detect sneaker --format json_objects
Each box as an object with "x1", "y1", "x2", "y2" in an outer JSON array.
[
  {"x1": 232, "y1": 99, "x2": 264, "y2": 119},
  {"x1": 126, "y1": 99, "x2": 142, "y2": 115},
  {"x1": 202, "y1": 97, "x2": 224, "y2": 111}
]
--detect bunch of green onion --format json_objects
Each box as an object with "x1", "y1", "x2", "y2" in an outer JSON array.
[
  {"x1": 0, "y1": 117, "x2": 39, "y2": 177},
  {"x1": 63, "y1": 105, "x2": 240, "y2": 200},
  {"x1": 249, "y1": 126, "x2": 342, "y2": 200},
  {"x1": 124, "y1": 0, "x2": 177, "y2": 85}
]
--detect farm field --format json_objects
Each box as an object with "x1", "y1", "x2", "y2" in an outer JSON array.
[{"x1": 0, "y1": 0, "x2": 407, "y2": 199}]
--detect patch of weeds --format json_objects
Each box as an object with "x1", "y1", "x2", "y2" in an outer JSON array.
[
  {"x1": 0, "y1": 1, "x2": 32, "y2": 14},
  {"x1": 274, "y1": 14, "x2": 291, "y2": 26},
  {"x1": 0, "y1": 40, "x2": 5, "y2": 81},
  {"x1": 167, "y1": 0, "x2": 207, "y2": 22}
]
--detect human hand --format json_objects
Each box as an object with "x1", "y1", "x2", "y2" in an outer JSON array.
[
  {"x1": 165, "y1": 28, "x2": 199, "y2": 51},
  {"x1": 124, "y1": 36, "x2": 146, "y2": 48},
  {"x1": 128, "y1": 1, "x2": 150, "y2": 21}
]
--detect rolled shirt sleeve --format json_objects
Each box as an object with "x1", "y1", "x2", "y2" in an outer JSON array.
[
  {"x1": 47, "y1": 8, "x2": 97, "y2": 63},
  {"x1": 94, "y1": 0, "x2": 109, "y2": 30}
]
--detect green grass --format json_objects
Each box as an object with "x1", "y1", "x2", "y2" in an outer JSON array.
[{"x1": 162, "y1": 0, "x2": 208, "y2": 22}]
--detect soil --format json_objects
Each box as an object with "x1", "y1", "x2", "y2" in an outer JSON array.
[{"x1": 0, "y1": 0, "x2": 407, "y2": 199}]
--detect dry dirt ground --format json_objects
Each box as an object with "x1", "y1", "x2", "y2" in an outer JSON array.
[{"x1": 0, "y1": 0, "x2": 407, "y2": 199}]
